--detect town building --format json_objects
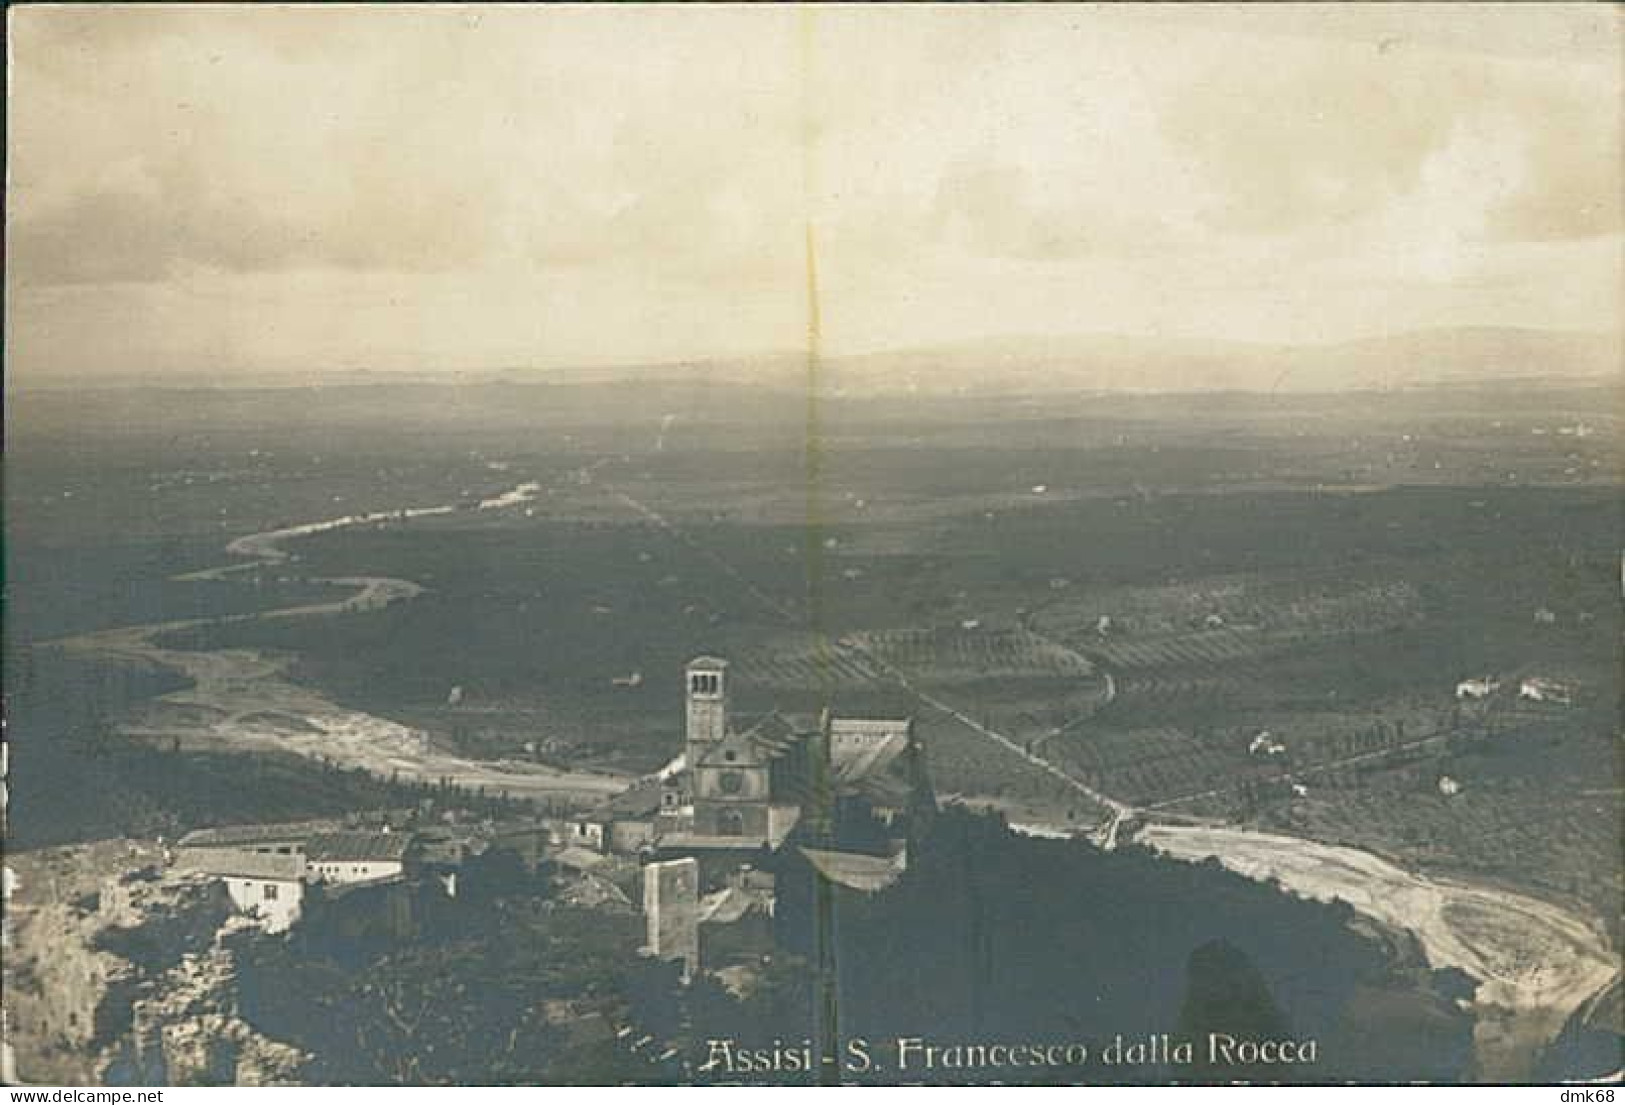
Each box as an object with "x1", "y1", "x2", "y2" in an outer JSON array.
[
  {"x1": 581, "y1": 657, "x2": 929, "y2": 864},
  {"x1": 171, "y1": 821, "x2": 416, "y2": 928},
  {"x1": 631, "y1": 656, "x2": 937, "y2": 981},
  {"x1": 173, "y1": 850, "x2": 306, "y2": 933},
  {"x1": 173, "y1": 820, "x2": 340, "y2": 858},
  {"x1": 574, "y1": 783, "x2": 663, "y2": 854},
  {"x1": 652, "y1": 656, "x2": 929, "y2": 857},
  {"x1": 304, "y1": 831, "x2": 413, "y2": 885}
]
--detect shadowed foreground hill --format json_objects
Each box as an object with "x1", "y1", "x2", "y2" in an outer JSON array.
[{"x1": 642, "y1": 808, "x2": 1480, "y2": 1084}]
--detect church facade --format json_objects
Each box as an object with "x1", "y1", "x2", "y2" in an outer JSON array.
[
  {"x1": 637, "y1": 656, "x2": 937, "y2": 980},
  {"x1": 652, "y1": 656, "x2": 929, "y2": 855}
]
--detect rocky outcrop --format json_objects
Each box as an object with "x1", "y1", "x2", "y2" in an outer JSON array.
[
  {"x1": 5, "y1": 841, "x2": 310, "y2": 1086},
  {"x1": 105, "y1": 918, "x2": 310, "y2": 1085},
  {"x1": 5, "y1": 843, "x2": 168, "y2": 1084}
]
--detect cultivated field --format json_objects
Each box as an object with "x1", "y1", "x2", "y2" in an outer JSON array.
[{"x1": 8, "y1": 383, "x2": 1619, "y2": 930}]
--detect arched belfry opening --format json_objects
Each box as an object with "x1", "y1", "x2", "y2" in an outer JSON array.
[{"x1": 685, "y1": 656, "x2": 729, "y2": 758}]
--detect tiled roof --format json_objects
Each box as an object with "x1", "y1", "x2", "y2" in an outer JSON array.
[
  {"x1": 675, "y1": 713, "x2": 917, "y2": 802},
  {"x1": 828, "y1": 717, "x2": 917, "y2": 807},
  {"x1": 830, "y1": 718, "x2": 912, "y2": 743},
  {"x1": 831, "y1": 730, "x2": 908, "y2": 784},
  {"x1": 742, "y1": 711, "x2": 802, "y2": 755},
  {"x1": 177, "y1": 848, "x2": 306, "y2": 882},
  {"x1": 798, "y1": 846, "x2": 907, "y2": 894},
  {"x1": 655, "y1": 833, "x2": 773, "y2": 851},
  {"x1": 587, "y1": 781, "x2": 664, "y2": 822},
  {"x1": 304, "y1": 831, "x2": 411, "y2": 863},
  {"x1": 709, "y1": 711, "x2": 820, "y2": 761},
  {"x1": 553, "y1": 845, "x2": 609, "y2": 871},
  {"x1": 175, "y1": 820, "x2": 338, "y2": 849},
  {"x1": 698, "y1": 885, "x2": 772, "y2": 925},
  {"x1": 694, "y1": 731, "x2": 771, "y2": 769}
]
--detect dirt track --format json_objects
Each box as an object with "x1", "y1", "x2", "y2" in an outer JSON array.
[
  {"x1": 1138, "y1": 823, "x2": 1619, "y2": 1079},
  {"x1": 613, "y1": 469, "x2": 1619, "y2": 1077}
]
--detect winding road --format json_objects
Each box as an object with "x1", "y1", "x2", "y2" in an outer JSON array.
[{"x1": 858, "y1": 633, "x2": 1617, "y2": 1075}]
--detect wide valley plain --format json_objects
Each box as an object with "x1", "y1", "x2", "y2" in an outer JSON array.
[{"x1": 6, "y1": 375, "x2": 1620, "y2": 1080}]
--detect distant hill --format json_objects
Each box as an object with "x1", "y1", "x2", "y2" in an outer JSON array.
[
  {"x1": 11, "y1": 327, "x2": 1616, "y2": 400},
  {"x1": 814, "y1": 327, "x2": 1621, "y2": 397},
  {"x1": 460, "y1": 326, "x2": 1616, "y2": 397}
]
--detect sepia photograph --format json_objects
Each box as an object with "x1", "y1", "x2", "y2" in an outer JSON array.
[{"x1": 3, "y1": 1, "x2": 1621, "y2": 1088}]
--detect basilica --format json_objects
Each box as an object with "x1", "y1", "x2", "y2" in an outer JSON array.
[
  {"x1": 630, "y1": 656, "x2": 936, "y2": 980},
  {"x1": 652, "y1": 655, "x2": 932, "y2": 856}
]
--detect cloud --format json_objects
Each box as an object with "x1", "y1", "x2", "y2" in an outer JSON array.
[
  {"x1": 8, "y1": 11, "x2": 499, "y2": 283},
  {"x1": 4, "y1": 4, "x2": 1619, "y2": 382},
  {"x1": 9, "y1": 152, "x2": 492, "y2": 285},
  {"x1": 1159, "y1": 38, "x2": 1619, "y2": 242},
  {"x1": 1485, "y1": 77, "x2": 1622, "y2": 241},
  {"x1": 929, "y1": 161, "x2": 1185, "y2": 261},
  {"x1": 7, "y1": 6, "x2": 807, "y2": 286}
]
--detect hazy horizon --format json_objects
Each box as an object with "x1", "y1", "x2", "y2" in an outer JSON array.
[{"x1": 7, "y1": 4, "x2": 1622, "y2": 386}]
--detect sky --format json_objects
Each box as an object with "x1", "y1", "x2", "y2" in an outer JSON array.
[{"x1": 6, "y1": 3, "x2": 1622, "y2": 383}]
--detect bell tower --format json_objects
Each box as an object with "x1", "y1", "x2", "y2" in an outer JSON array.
[{"x1": 685, "y1": 656, "x2": 729, "y2": 760}]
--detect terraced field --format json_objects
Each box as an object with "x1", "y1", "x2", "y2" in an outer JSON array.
[
  {"x1": 1089, "y1": 626, "x2": 1276, "y2": 669},
  {"x1": 1044, "y1": 725, "x2": 1264, "y2": 807},
  {"x1": 1032, "y1": 573, "x2": 1424, "y2": 642},
  {"x1": 853, "y1": 625, "x2": 1099, "y2": 682},
  {"x1": 727, "y1": 633, "x2": 887, "y2": 689}
]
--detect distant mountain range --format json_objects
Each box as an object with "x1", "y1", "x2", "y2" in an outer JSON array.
[
  {"x1": 17, "y1": 327, "x2": 1619, "y2": 397},
  {"x1": 498, "y1": 326, "x2": 1621, "y2": 397},
  {"x1": 777, "y1": 327, "x2": 1620, "y2": 397}
]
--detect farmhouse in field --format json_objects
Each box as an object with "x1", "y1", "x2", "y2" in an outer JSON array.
[
  {"x1": 1248, "y1": 730, "x2": 1285, "y2": 757},
  {"x1": 1518, "y1": 676, "x2": 1575, "y2": 704}
]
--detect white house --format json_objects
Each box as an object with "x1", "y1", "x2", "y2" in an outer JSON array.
[
  {"x1": 1455, "y1": 677, "x2": 1499, "y2": 700},
  {"x1": 304, "y1": 831, "x2": 412, "y2": 885},
  {"x1": 1519, "y1": 677, "x2": 1575, "y2": 705},
  {"x1": 570, "y1": 817, "x2": 607, "y2": 852},
  {"x1": 1248, "y1": 731, "x2": 1285, "y2": 757},
  {"x1": 176, "y1": 850, "x2": 305, "y2": 933}
]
